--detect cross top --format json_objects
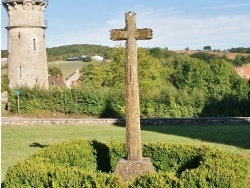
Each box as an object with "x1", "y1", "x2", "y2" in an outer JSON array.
[{"x1": 110, "y1": 11, "x2": 153, "y2": 41}]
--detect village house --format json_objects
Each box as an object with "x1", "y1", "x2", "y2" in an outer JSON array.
[
  {"x1": 64, "y1": 69, "x2": 81, "y2": 88},
  {"x1": 235, "y1": 65, "x2": 250, "y2": 81},
  {"x1": 48, "y1": 74, "x2": 67, "y2": 87},
  {"x1": 66, "y1": 55, "x2": 103, "y2": 62},
  {"x1": 92, "y1": 55, "x2": 103, "y2": 61}
]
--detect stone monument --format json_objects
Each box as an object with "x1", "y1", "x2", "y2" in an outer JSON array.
[
  {"x1": 110, "y1": 11, "x2": 155, "y2": 181},
  {"x1": 2, "y1": 0, "x2": 49, "y2": 89}
]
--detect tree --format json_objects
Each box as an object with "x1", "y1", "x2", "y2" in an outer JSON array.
[
  {"x1": 149, "y1": 47, "x2": 165, "y2": 59},
  {"x1": 48, "y1": 67, "x2": 63, "y2": 77},
  {"x1": 203, "y1": 46, "x2": 212, "y2": 51},
  {"x1": 83, "y1": 55, "x2": 92, "y2": 62},
  {"x1": 1, "y1": 50, "x2": 8, "y2": 58}
]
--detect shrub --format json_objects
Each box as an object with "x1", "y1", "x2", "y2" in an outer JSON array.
[
  {"x1": 4, "y1": 160, "x2": 126, "y2": 188},
  {"x1": 8, "y1": 87, "x2": 109, "y2": 116},
  {"x1": 31, "y1": 140, "x2": 97, "y2": 170},
  {"x1": 3, "y1": 140, "x2": 249, "y2": 187}
]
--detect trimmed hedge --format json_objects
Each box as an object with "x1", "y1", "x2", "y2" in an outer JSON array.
[{"x1": 3, "y1": 140, "x2": 249, "y2": 187}]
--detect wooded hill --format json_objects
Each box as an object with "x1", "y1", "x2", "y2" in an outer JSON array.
[
  {"x1": 46, "y1": 44, "x2": 110, "y2": 62},
  {"x1": 1, "y1": 44, "x2": 111, "y2": 62},
  {"x1": 1, "y1": 46, "x2": 250, "y2": 61}
]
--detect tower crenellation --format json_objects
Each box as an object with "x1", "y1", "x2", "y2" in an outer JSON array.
[{"x1": 3, "y1": 0, "x2": 49, "y2": 89}]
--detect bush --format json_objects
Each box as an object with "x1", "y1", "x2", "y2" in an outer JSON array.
[
  {"x1": 3, "y1": 140, "x2": 249, "y2": 187},
  {"x1": 8, "y1": 87, "x2": 109, "y2": 116},
  {"x1": 31, "y1": 140, "x2": 97, "y2": 170},
  {"x1": 48, "y1": 67, "x2": 63, "y2": 77}
]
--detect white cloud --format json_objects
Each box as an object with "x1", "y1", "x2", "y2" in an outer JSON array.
[{"x1": 105, "y1": 8, "x2": 250, "y2": 50}]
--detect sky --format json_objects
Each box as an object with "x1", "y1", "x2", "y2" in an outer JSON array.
[{"x1": 1, "y1": 0, "x2": 250, "y2": 51}]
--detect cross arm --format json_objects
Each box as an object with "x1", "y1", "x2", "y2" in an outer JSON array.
[
  {"x1": 135, "y1": 28, "x2": 153, "y2": 40},
  {"x1": 110, "y1": 29, "x2": 128, "y2": 41}
]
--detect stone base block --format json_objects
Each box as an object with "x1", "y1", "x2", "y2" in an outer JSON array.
[{"x1": 114, "y1": 157, "x2": 155, "y2": 182}]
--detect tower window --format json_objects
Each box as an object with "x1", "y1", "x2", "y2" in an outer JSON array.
[
  {"x1": 33, "y1": 38, "x2": 36, "y2": 51},
  {"x1": 19, "y1": 66, "x2": 22, "y2": 78}
]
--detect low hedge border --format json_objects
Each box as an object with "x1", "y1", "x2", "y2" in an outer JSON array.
[{"x1": 3, "y1": 140, "x2": 249, "y2": 188}]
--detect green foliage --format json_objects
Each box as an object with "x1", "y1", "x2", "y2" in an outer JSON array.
[
  {"x1": 1, "y1": 50, "x2": 8, "y2": 58},
  {"x1": 149, "y1": 47, "x2": 165, "y2": 60},
  {"x1": 129, "y1": 172, "x2": 183, "y2": 188},
  {"x1": 7, "y1": 46, "x2": 250, "y2": 117},
  {"x1": 48, "y1": 66, "x2": 63, "y2": 77},
  {"x1": 8, "y1": 87, "x2": 109, "y2": 116},
  {"x1": 229, "y1": 47, "x2": 250, "y2": 53},
  {"x1": 31, "y1": 140, "x2": 97, "y2": 170},
  {"x1": 4, "y1": 159, "x2": 126, "y2": 188},
  {"x1": 101, "y1": 89, "x2": 125, "y2": 118},
  {"x1": 190, "y1": 52, "x2": 217, "y2": 63},
  {"x1": 83, "y1": 55, "x2": 93, "y2": 62},
  {"x1": 233, "y1": 54, "x2": 250, "y2": 66},
  {"x1": 203, "y1": 46, "x2": 212, "y2": 51},
  {"x1": 1, "y1": 74, "x2": 8, "y2": 92},
  {"x1": 3, "y1": 140, "x2": 249, "y2": 187}
]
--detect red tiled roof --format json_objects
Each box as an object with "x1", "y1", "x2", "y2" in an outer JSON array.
[{"x1": 48, "y1": 75, "x2": 67, "y2": 87}]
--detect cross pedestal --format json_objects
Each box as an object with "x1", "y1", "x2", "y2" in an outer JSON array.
[{"x1": 110, "y1": 11, "x2": 155, "y2": 181}]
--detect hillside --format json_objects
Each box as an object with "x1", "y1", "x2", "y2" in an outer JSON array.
[
  {"x1": 46, "y1": 44, "x2": 110, "y2": 62},
  {"x1": 2, "y1": 45, "x2": 250, "y2": 60},
  {"x1": 1, "y1": 44, "x2": 110, "y2": 61}
]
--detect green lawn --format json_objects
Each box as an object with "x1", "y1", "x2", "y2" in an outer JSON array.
[{"x1": 1, "y1": 124, "x2": 250, "y2": 181}]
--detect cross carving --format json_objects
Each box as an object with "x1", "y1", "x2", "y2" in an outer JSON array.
[{"x1": 110, "y1": 12, "x2": 153, "y2": 161}]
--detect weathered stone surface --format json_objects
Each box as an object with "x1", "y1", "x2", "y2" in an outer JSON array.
[
  {"x1": 110, "y1": 11, "x2": 155, "y2": 181},
  {"x1": 111, "y1": 11, "x2": 153, "y2": 161},
  {"x1": 114, "y1": 158, "x2": 155, "y2": 182},
  {"x1": 3, "y1": 0, "x2": 49, "y2": 89}
]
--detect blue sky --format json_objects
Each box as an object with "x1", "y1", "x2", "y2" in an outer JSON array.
[{"x1": 1, "y1": 0, "x2": 250, "y2": 50}]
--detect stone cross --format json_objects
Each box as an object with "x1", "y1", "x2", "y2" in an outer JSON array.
[
  {"x1": 110, "y1": 11, "x2": 152, "y2": 161},
  {"x1": 110, "y1": 12, "x2": 154, "y2": 181}
]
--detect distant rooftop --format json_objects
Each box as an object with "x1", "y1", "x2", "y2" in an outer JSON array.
[{"x1": 2, "y1": 0, "x2": 48, "y2": 4}]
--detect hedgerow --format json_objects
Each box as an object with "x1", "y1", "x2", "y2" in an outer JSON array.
[{"x1": 3, "y1": 140, "x2": 249, "y2": 187}]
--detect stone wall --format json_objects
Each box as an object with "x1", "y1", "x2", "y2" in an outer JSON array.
[{"x1": 2, "y1": 117, "x2": 250, "y2": 126}]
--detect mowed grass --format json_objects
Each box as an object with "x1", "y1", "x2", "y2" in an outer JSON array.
[
  {"x1": 48, "y1": 61, "x2": 89, "y2": 79},
  {"x1": 1, "y1": 124, "x2": 250, "y2": 181}
]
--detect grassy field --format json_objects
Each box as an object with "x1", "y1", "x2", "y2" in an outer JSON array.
[
  {"x1": 48, "y1": 61, "x2": 89, "y2": 79},
  {"x1": 1, "y1": 123, "x2": 250, "y2": 181},
  {"x1": 1, "y1": 61, "x2": 89, "y2": 78}
]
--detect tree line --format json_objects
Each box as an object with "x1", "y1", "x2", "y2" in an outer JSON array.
[
  {"x1": 229, "y1": 47, "x2": 250, "y2": 54},
  {"x1": 77, "y1": 47, "x2": 250, "y2": 117},
  {"x1": 8, "y1": 47, "x2": 250, "y2": 117}
]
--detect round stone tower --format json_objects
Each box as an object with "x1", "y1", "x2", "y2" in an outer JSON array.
[{"x1": 2, "y1": 0, "x2": 49, "y2": 89}]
